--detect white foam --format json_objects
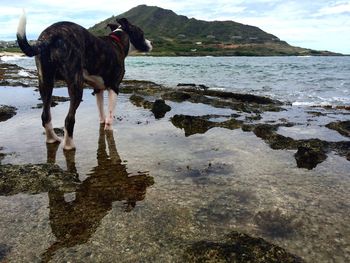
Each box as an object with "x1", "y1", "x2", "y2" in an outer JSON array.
[
  {"x1": 292, "y1": 101, "x2": 333, "y2": 107},
  {"x1": 0, "y1": 55, "x2": 24, "y2": 62},
  {"x1": 18, "y1": 70, "x2": 30, "y2": 77}
]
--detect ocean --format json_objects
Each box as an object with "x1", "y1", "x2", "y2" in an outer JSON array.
[{"x1": 2, "y1": 55, "x2": 350, "y2": 106}]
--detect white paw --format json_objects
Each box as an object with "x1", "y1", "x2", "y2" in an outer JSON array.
[
  {"x1": 63, "y1": 142, "x2": 76, "y2": 151},
  {"x1": 104, "y1": 122, "x2": 113, "y2": 131},
  {"x1": 104, "y1": 117, "x2": 114, "y2": 130},
  {"x1": 46, "y1": 135, "x2": 62, "y2": 144}
]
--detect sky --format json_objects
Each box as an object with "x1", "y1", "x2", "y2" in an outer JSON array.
[{"x1": 0, "y1": 0, "x2": 349, "y2": 54}]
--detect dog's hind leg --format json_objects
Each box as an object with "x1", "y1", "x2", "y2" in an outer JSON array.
[
  {"x1": 63, "y1": 73, "x2": 84, "y2": 150},
  {"x1": 37, "y1": 59, "x2": 61, "y2": 144},
  {"x1": 104, "y1": 89, "x2": 117, "y2": 130},
  {"x1": 95, "y1": 91, "x2": 106, "y2": 123}
]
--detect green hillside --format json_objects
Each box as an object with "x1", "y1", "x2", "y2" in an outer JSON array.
[{"x1": 89, "y1": 5, "x2": 341, "y2": 56}]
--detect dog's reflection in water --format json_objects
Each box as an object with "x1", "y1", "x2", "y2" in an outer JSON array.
[{"x1": 42, "y1": 126, "x2": 154, "y2": 262}]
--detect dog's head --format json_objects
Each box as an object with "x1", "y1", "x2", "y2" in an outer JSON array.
[{"x1": 115, "y1": 18, "x2": 152, "y2": 53}]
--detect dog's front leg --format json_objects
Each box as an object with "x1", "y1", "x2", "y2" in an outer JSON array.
[
  {"x1": 104, "y1": 89, "x2": 117, "y2": 130},
  {"x1": 95, "y1": 91, "x2": 106, "y2": 123}
]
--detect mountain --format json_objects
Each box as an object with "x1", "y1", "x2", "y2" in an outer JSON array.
[{"x1": 89, "y1": 5, "x2": 341, "y2": 56}]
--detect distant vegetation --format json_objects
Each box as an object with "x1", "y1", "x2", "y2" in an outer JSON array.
[{"x1": 89, "y1": 5, "x2": 342, "y2": 56}]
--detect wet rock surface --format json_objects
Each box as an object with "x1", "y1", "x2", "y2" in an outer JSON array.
[
  {"x1": 326, "y1": 120, "x2": 350, "y2": 137},
  {"x1": 184, "y1": 231, "x2": 304, "y2": 262},
  {"x1": 0, "y1": 163, "x2": 78, "y2": 195},
  {"x1": 129, "y1": 95, "x2": 171, "y2": 119},
  {"x1": 250, "y1": 124, "x2": 349, "y2": 169},
  {"x1": 294, "y1": 146, "x2": 328, "y2": 170},
  {"x1": 122, "y1": 80, "x2": 350, "y2": 169},
  {"x1": 171, "y1": 114, "x2": 242, "y2": 136},
  {"x1": 32, "y1": 95, "x2": 70, "y2": 109},
  {"x1": 0, "y1": 105, "x2": 16, "y2": 122},
  {"x1": 151, "y1": 99, "x2": 171, "y2": 119},
  {"x1": 0, "y1": 62, "x2": 37, "y2": 87}
]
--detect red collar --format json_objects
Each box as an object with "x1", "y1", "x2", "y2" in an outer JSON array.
[
  {"x1": 110, "y1": 34, "x2": 123, "y2": 46},
  {"x1": 109, "y1": 33, "x2": 127, "y2": 56}
]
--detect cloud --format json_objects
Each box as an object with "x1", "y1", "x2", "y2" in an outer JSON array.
[
  {"x1": 0, "y1": 0, "x2": 349, "y2": 53},
  {"x1": 318, "y1": 2, "x2": 350, "y2": 15}
]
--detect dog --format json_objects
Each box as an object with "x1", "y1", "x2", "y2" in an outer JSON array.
[{"x1": 16, "y1": 11, "x2": 152, "y2": 150}]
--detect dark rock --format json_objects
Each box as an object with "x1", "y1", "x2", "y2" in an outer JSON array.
[
  {"x1": 171, "y1": 114, "x2": 242, "y2": 136},
  {"x1": 331, "y1": 141, "x2": 350, "y2": 161},
  {"x1": 33, "y1": 95, "x2": 69, "y2": 109},
  {"x1": 241, "y1": 124, "x2": 255, "y2": 132},
  {"x1": 254, "y1": 209, "x2": 301, "y2": 237},
  {"x1": 0, "y1": 147, "x2": 5, "y2": 164},
  {"x1": 0, "y1": 62, "x2": 38, "y2": 87},
  {"x1": 151, "y1": 99, "x2": 171, "y2": 119},
  {"x1": 0, "y1": 244, "x2": 12, "y2": 262},
  {"x1": 172, "y1": 115, "x2": 215, "y2": 136},
  {"x1": 53, "y1": 127, "x2": 64, "y2": 137},
  {"x1": 0, "y1": 105, "x2": 17, "y2": 122},
  {"x1": 179, "y1": 87, "x2": 282, "y2": 105},
  {"x1": 130, "y1": 95, "x2": 171, "y2": 119},
  {"x1": 294, "y1": 146, "x2": 328, "y2": 170},
  {"x1": 326, "y1": 120, "x2": 350, "y2": 137},
  {"x1": 129, "y1": 94, "x2": 153, "y2": 109},
  {"x1": 120, "y1": 80, "x2": 163, "y2": 95},
  {"x1": 0, "y1": 163, "x2": 79, "y2": 195},
  {"x1": 177, "y1": 83, "x2": 196, "y2": 87},
  {"x1": 198, "y1": 84, "x2": 210, "y2": 90},
  {"x1": 250, "y1": 124, "x2": 336, "y2": 168},
  {"x1": 162, "y1": 91, "x2": 192, "y2": 102},
  {"x1": 32, "y1": 101, "x2": 58, "y2": 109},
  {"x1": 51, "y1": 95, "x2": 70, "y2": 102},
  {"x1": 183, "y1": 231, "x2": 304, "y2": 262}
]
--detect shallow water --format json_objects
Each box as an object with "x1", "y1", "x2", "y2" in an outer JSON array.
[
  {"x1": 1, "y1": 86, "x2": 350, "y2": 262},
  {"x1": 4, "y1": 56, "x2": 350, "y2": 107}
]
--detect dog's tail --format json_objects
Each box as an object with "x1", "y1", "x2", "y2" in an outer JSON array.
[{"x1": 16, "y1": 10, "x2": 45, "y2": 57}]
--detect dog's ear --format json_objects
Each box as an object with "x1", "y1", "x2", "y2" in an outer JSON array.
[
  {"x1": 106, "y1": 23, "x2": 119, "y2": 32},
  {"x1": 116, "y1": 18, "x2": 130, "y2": 31}
]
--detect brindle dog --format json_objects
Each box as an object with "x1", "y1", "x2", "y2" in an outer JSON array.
[{"x1": 16, "y1": 12, "x2": 152, "y2": 150}]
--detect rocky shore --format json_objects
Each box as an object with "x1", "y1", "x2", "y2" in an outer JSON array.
[{"x1": 1, "y1": 59, "x2": 350, "y2": 262}]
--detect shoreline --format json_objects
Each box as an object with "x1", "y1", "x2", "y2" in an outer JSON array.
[{"x1": 1, "y1": 49, "x2": 349, "y2": 58}]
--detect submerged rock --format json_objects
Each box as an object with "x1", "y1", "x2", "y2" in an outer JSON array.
[
  {"x1": 184, "y1": 231, "x2": 304, "y2": 262},
  {"x1": 251, "y1": 124, "x2": 333, "y2": 169},
  {"x1": 0, "y1": 105, "x2": 17, "y2": 122},
  {"x1": 326, "y1": 120, "x2": 350, "y2": 137},
  {"x1": 254, "y1": 209, "x2": 301, "y2": 237},
  {"x1": 294, "y1": 146, "x2": 328, "y2": 170},
  {"x1": 0, "y1": 163, "x2": 78, "y2": 195}
]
